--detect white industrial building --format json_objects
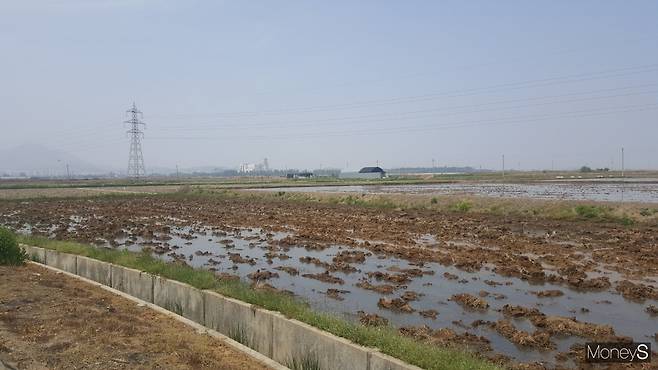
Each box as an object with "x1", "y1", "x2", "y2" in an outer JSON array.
[{"x1": 239, "y1": 158, "x2": 269, "y2": 174}]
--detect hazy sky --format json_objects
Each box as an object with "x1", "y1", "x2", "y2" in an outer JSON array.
[{"x1": 1, "y1": 0, "x2": 657, "y2": 173}]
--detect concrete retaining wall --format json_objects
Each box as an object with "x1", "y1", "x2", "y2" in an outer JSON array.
[
  {"x1": 370, "y1": 351, "x2": 422, "y2": 370},
  {"x1": 29, "y1": 247, "x2": 421, "y2": 370},
  {"x1": 271, "y1": 314, "x2": 370, "y2": 370},
  {"x1": 204, "y1": 291, "x2": 274, "y2": 357},
  {"x1": 45, "y1": 249, "x2": 77, "y2": 274},
  {"x1": 153, "y1": 276, "x2": 204, "y2": 324},
  {"x1": 111, "y1": 265, "x2": 154, "y2": 303},
  {"x1": 77, "y1": 256, "x2": 112, "y2": 286}
]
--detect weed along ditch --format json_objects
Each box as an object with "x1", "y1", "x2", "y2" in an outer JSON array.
[{"x1": 2, "y1": 192, "x2": 658, "y2": 369}]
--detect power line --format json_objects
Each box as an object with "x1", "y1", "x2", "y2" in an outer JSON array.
[
  {"x1": 151, "y1": 63, "x2": 658, "y2": 119},
  {"x1": 29, "y1": 65, "x2": 658, "y2": 143},
  {"x1": 155, "y1": 86, "x2": 658, "y2": 131},
  {"x1": 149, "y1": 102, "x2": 658, "y2": 142},
  {"x1": 50, "y1": 80, "x2": 656, "y2": 143},
  {"x1": 34, "y1": 79, "x2": 658, "y2": 151},
  {"x1": 243, "y1": 36, "x2": 656, "y2": 97}
]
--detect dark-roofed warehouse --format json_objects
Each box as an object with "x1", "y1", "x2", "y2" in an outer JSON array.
[
  {"x1": 340, "y1": 166, "x2": 386, "y2": 179},
  {"x1": 358, "y1": 166, "x2": 385, "y2": 174}
]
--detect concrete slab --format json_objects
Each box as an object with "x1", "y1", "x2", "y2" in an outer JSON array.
[
  {"x1": 111, "y1": 265, "x2": 154, "y2": 303},
  {"x1": 76, "y1": 256, "x2": 112, "y2": 286},
  {"x1": 271, "y1": 314, "x2": 370, "y2": 370},
  {"x1": 44, "y1": 250, "x2": 76, "y2": 274},
  {"x1": 203, "y1": 291, "x2": 274, "y2": 357},
  {"x1": 153, "y1": 276, "x2": 204, "y2": 324}
]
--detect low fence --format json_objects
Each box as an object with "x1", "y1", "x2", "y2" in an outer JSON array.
[{"x1": 22, "y1": 245, "x2": 419, "y2": 370}]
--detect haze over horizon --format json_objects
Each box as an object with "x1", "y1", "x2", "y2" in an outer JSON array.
[{"x1": 2, "y1": 1, "x2": 657, "y2": 174}]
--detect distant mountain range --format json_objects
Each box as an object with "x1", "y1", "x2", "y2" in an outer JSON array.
[
  {"x1": 0, "y1": 144, "x2": 108, "y2": 176},
  {"x1": 0, "y1": 144, "x2": 236, "y2": 177}
]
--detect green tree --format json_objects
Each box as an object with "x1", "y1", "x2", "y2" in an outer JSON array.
[{"x1": 0, "y1": 227, "x2": 27, "y2": 265}]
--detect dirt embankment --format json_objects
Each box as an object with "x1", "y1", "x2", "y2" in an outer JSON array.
[{"x1": 0, "y1": 263, "x2": 269, "y2": 370}]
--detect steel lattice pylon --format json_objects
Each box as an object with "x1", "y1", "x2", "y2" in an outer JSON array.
[{"x1": 124, "y1": 102, "x2": 146, "y2": 178}]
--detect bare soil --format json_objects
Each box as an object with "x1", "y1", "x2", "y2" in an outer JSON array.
[{"x1": 0, "y1": 263, "x2": 269, "y2": 370}]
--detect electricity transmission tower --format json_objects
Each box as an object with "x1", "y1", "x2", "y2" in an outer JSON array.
[{"x1": 124, "y1": 102, "x2": 146, "y2": 178}]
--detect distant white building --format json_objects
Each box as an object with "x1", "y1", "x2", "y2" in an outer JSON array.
[
  {"x1": 239, "y1": 163, "x2": 256, "y2": 173},
  {"x1": 239, "y1": 158, "x2": 270, "y2": 174}
]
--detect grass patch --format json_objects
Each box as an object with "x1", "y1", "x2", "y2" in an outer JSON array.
[
  {"x1": 337, "y1": 195, "x2": 396, "y2": 209},
  {"x1": 570, "y1": 205, "x2": 635, "y2": 225},
  {"x1": 287, "y1": 350, "x2": 321, "y2": 370},
  {"x1": 450, "y1": 200, "x2": 472, "y2": 212},
  {"x1": 18, "y1": 235, "x2": 499, "y2": 370},
  {"x1": 618, "y1": 215, "x2": 635, "y2": 226},
  {"x1": 574, "y1": 205, "x2": 609, "y2": 219},
  {"x1": 639, "y1": 208, "x2": 658, "y2": 217}
]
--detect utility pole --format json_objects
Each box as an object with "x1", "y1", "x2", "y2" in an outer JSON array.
[
  {"x1": 621, "y1": 147, "x2": 625, "y2": 178},
  {"x1": 176, "y1": 164, "x2": 180, "y2": 179},
  {"x1": 621, "y1": 147, "x2": 626, "y2": 204},
  {"x1": 124, "y1": 102, "x2": 146, "y2": 179},
  {"x1": 502, "y1": 154, "x2": 505, "y2": 179},
  {"x1": 66, "y1": 164, "x2": 70, "y2": 180}
]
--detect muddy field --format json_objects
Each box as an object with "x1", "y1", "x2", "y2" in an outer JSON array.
[
  {"x1": 256, "y1": 181, "x2": 658, "y2": 203},
  {"x1": 1, "y1": 194, "x2": 657, "y2": 369},
  {"x1": 0, "y1": 263, "x2": 269, "y2": 370},
  {"x1": 0, "y1": 185, "x2": 181, "y2": 200}
]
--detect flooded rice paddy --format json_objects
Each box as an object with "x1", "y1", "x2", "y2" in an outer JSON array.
[
  {"x1": 2, "y1": 194, "x2": 657, "y2": 369},
  {"x1": 11, "y1": 219, "x2": 658, "y2": 368},
  {"x1": 256, "y1": 181, "x2": 658, "y2": 203}
]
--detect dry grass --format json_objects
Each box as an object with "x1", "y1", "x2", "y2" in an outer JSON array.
[{"x1": 224, "y1": 189, "x2": 658, "y2": 225}]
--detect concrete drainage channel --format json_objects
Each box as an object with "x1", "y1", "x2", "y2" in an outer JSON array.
[{"x1": 22, "y1": 245, "x2": 421, "y2": 370}]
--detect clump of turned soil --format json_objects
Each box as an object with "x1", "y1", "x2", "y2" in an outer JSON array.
[
  {"x1": 377, "y1": 297, "x2": 415, "y2": 313},
  {"x1": 450, "y1": 293, "x2": 489, "y2": 310}
]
